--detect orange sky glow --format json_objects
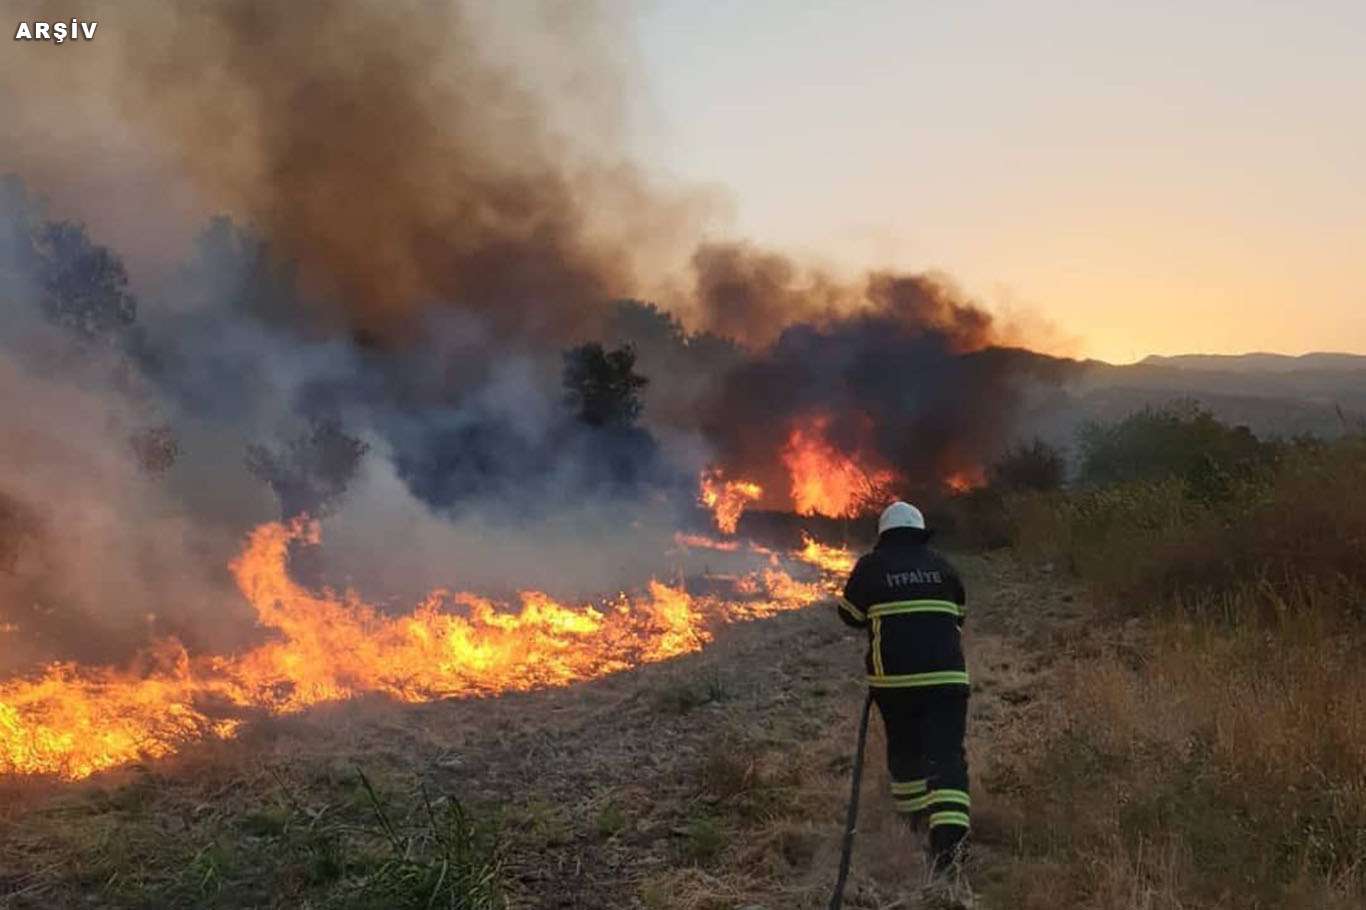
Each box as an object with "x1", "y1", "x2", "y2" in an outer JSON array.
[{"x1": 635, "y1": 1, "x2": 1366, "y2": 362}]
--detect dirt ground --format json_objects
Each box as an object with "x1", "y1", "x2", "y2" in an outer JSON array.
[{"x1": 0, "y1": 548, "x2": 1085, "y2": 909}]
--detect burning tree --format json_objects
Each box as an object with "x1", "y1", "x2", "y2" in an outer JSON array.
[{"x1": 699, "y1": 469, "x2": 763, "y2": 534}]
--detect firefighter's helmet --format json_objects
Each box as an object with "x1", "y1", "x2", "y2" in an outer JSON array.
[{"x1": 878, "y1": 501, "x2": 925, "y2": 534}]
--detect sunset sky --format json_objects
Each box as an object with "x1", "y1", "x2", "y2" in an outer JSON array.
[{"x1": 631, "y1": 1, "x2": 1366, "y2": 362}]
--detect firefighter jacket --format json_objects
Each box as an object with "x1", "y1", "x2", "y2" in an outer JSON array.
[{"x1": 837, "y1": 528, "x2": 969, "y2": 690}]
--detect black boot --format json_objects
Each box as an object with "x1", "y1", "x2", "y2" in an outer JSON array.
[{"x1": 928, "y1": 835, "x2": 968, "y2": 881}]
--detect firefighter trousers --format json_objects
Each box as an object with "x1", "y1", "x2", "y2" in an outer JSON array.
[{"x1": 872, "y1": 687, "x2": 970, "y2": 867}]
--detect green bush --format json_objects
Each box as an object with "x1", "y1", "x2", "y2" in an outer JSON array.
[
  {"x1": 990, "y1": 438, "x2": 1067, "y2": 492},
  {"x1": 1011, "y1": 424, "x2": 1366, "y2": 620},
  {"x1": 1078, "y1": 400, "x2": 1276, "y2": 495},
  {"x1": 1007, "y1": 478, "x2": 1201, "y2": 596}
]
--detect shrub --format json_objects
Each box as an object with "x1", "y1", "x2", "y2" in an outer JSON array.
[
  {"x1": 1155, "y1": 435, "x2": 1366, "y2": 613},
  {"x1": 1078, "y1": 400, "x2": 1275, "y2": 492},
  {"x1": 655, "y1": 668, "x2": 732, "y2": 715},
  {"x1": 682, "y1": 814, "x2": 726, "y2": 865},
  {"x1": 1014, "y1": 407, "x2": 1364, "y2": 618},
  {"x1": 990, "y1": 438, "x2": 1067, "y2": 492},
  {"x1": 1006, "y1": 478, "x2": 1202, "y2": 597},
  {"x1": 938, "y1": 486, "x2": 1013, "y2": 550}
]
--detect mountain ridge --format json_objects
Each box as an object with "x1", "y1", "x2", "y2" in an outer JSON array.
[{"x1": 1136, "y1": 351, "x2": 1366, "y2": 373}]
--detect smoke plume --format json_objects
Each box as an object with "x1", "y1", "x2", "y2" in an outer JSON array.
[{"x1": 0, "y1": 0, "x2": 1074, "y2": 671}]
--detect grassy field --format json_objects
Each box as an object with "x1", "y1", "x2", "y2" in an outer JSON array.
[
  {"x1": 4, "y1": 543, "x2": 1361, "y2": 908},
  {"x1": 3, "y1": 429, "x2": 1363, "y2": 908},
  {"x1": 985, "y1": 430, "x2": 1366, "y2": 909}
]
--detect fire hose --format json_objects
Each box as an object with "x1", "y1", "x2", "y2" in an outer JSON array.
[{"x1": 828, "y1": 689, "x2": 874, "y2": 910}]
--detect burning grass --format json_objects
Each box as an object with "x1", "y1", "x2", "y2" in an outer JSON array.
[
  {"x1": 0, "y1": 536, "x2": 1084, "y2": 908},
  {"x1": 15, "y1": 420, "x2": 1362, "y2": 907},
  {"x1": 0, "y1": 583, "x2": 882, "y2": 908},
  {"x1": 698, "y1": 469, "x2": 763, "y2": 535},
  {"x1": 795, "y1": 532, "x2": 857, "y2": 575},
  {"x1": 1, "y1": 521, "x2": 853, "y2": 780}
]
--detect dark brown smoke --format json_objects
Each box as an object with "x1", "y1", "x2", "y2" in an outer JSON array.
[
  {"x1": 1, "y1": 0, "x2": 1076, "y2": 534},
  {"x1": 1, "y1": 1, "x2": 705, "y2": 345},
  {"x1": 125, "y1": 0, "x2": 638, "y2": 343},
  {"x1": 864, "y1": 272, "x2": 995, "y2": 350},
  {"x1": 2, "y1": 0, "x2": 1053, "y2": 360},
  {"x1": 695, "y1": 270, "x2": 1076, "y2": 501},
  {"x1": 687, "y1": 242, "x2": 850, "y2": 348}
]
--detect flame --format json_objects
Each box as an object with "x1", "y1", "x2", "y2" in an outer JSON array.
[
  {"x1": 944, "y1": 466, "x2": 986, "y2": 493},
  {"x1": 698, "y1": 469, "x2": 763, "y2": 534},
  {"x1": 759, "y1": 568, "x2": 826, "y2": 606},
  {"x1": 781, "y1": 415, "x2": 895, "y2": 518},
  {"x1": 0, "y1": 519, "x2": 854, "y2": 780},
  {"x1": 796, "y1": 532, "x2": 857, "y2": 575},
  {"x1": 672, "y1": 532, "x2": 741, "y2": 553}
]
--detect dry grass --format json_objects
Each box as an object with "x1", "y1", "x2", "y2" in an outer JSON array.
[
  {"x1": 983, "y1": 596, "x2": 1366, "y2": 907},
  {"x1": 985, "y1": 436, "x2": 1366, "y2": 908}
]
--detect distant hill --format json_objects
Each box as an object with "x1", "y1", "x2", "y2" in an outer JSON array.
[
  {"x1": 1018, "y1": 351, "x2": 1366, "y2": 448},
  {"x1": 1139, "y1": 352, "x2": 1366, "y2": 373}
]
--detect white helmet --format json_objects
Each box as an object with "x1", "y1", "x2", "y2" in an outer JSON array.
[{"x1": 878, "y1": 501, "x2": 926, "y2": 535}]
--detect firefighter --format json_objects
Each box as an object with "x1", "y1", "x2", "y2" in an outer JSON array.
[{"x1": 837, "y1": 501, "x2": 970, "y2": 877}]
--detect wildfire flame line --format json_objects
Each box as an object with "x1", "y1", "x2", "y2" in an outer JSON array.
[
  {"x1": 0, "y1": 520, "x2": 852, "y2": 780},
  {"x1": 698, "y1": 469, "x2": 763, "y2": 534}
]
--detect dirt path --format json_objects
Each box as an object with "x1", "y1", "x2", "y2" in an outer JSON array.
[{"x1": 750, "y1": 549, "x2": 1088, "y2": 910}]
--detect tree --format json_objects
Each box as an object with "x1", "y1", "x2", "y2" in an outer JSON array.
[
  {"x1": 0, "y1": 176, "x2": 137, "y2": 342},
  {"x1": 246, "y1": 418, "x2": 370, "y2": 519},
  {"x1": 33, "y1": 220, "x2": 138, "y2": 340},
  {"x1": 561, "y1": 342, "x2": 649, "y2": 428},
  {"x1": 990, "y1": 438, "x2": 1066, "y2": 492}
]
